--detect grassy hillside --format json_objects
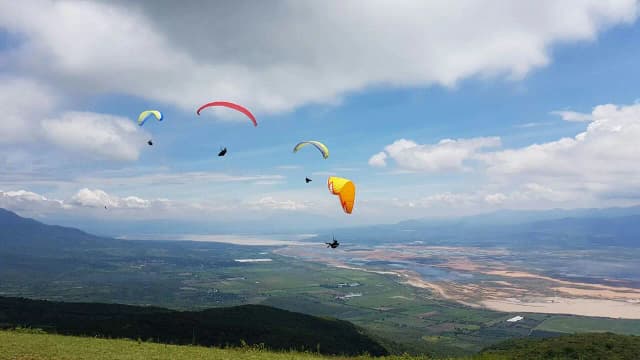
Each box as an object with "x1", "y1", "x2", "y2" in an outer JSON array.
[
  {"x1": 4, "y1": 330, "x2": 640, "y2": 360},
  {"x1": 0, "y1": 297, "x2": 386, "y2": 356},
  {"x1": 481, "y1": 332, "x2": 640, "y2": 360},
  {"x1": 0, "y1": 329, "x2": 490, "y2": 360}
]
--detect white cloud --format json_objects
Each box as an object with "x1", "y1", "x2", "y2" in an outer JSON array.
[
  {"x1": 42, "y1": 112, "x2": 147, "y2": 161},
  {"x1": 551, "y1": 110, "x2": 594, "y2": 122},
  {"x1": 484, "y1": 192, "x2": 509, "y2": 205},
  {"x1": 486, "y1": 104, "x2": 640, "y2": 181},
  {"x1": 388, "y1": 182, "x2": 574, "y2": 211},
  {"x1": 1, "y1": 0, "x2": 637, "y2": 115},
  {"x1": 66, "y1": 188, "x2": 312, "y2": 214},
  {"x1": 368, "y1": 152, "x2": 388, "y2": 167},
  {"x1": 71, "y1": 188, "x2": 151, "y2": 209},
  {"x1": 479, "y1": 103, "x2": 640, "y2": 204},
  {"x1": 417, "y1": 192, "x2": 480, "y2": 207},
  {"x1": 0, "y1": 189, "x2": 67, "y2": 213},
  {"x1": 0, "y1": 76, "x2": 147, "y2": 162},
  {"x1": 249, "y1": 196, "x2": 309, "y2": 211},
  {"x1": 77, "y1": 171, "x2": 286, "y2": 189},
  {"x1": 372, "y1": 137, "x2": 501, "y2": 172},
  {"x1": 0, "y1": 77, "x2": 58, "y2": 143},
  {"x1": 389, "y1": 192, "x2": 483, "y2": 211},
  {"x1": 71, "y1": 188, "x2": 114, "y2": 208},
  {"x1": 375, "y1": 103, "x2": 640, "y2": 212}
]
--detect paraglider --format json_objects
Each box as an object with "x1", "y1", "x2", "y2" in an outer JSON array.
[
  {"x1": 328, "y1": 176, "x2": 355, "y2": 214},
  {"x1": 218, "y1": 147, "x2": 228, "y2": 157},
  {"x1": 137, "y1": 110, "x2": 163, "y2": 126},
  {"x1": 293, "y1": 141, "x2": 329, "y2": 159},
  {"x1": 326, "y1": 236, "x2": 339, "y2": 249},
  {"x1": 196, "y1": 101, "x2": 257, "y2": 127},
  {"x1": 305, "y1": 177, "x2": 312, "y2": 183}
]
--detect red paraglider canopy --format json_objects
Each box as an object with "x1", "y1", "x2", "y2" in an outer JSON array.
[{"x1": 196, "y1": 101, "x2": 257, "y2": 127}]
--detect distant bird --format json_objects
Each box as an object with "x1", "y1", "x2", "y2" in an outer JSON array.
[
  {"x1": 218, "y1": 147, "x2": 227, "y2": 157},
  {"x1": 305, "y1": 177, "x2": 312, "y2": 183},
  {"x1": 325, "y1": 236, "x2": 339, "y2": 249},
  {"x1": 147, "y1": 140, "x2": 153, "y2": 146},
  {"x1": 104, "y1": 205, "x2": 108, "y2": 210}
]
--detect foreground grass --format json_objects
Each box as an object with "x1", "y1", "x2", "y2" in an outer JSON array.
[{"x1": 0, "y1": 330, "x2": 503, "y2": 360}]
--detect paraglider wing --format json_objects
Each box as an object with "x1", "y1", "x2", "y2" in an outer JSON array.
[
  {"x1": 293, "y1": 141, "x2": 329, "y2": 159},
  {"x1": 196, "y1": 101, "x2": 257, "y2": 127},
  {"x1": 137, "y1": 110, "x2": 163, "y2": 126},
  {"x1": 327, "y1": 176, "x2": 356, "y2": 214}
]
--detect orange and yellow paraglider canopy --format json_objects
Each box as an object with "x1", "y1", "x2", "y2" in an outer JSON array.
[{"x1": 327, "y1": 176, "x2": 355, "y2": 214}]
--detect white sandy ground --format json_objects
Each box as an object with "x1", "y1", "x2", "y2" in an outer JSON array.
[
  {"x1": 481, "y1": 298, "x2": 640, "y2": 319},
  {"x1": 401, "y1": 272, "x2": 640, "y2": 319}
]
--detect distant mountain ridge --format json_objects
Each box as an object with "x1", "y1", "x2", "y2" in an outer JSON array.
[
  {"x1": 3, "y1": 204, "x2": 640, "y2": 252},
  {"x1": 0, "y1": 208, "x2": 112, "y2": 254},
  {"x1": 314, "y1": 205, "x2": 640, "y2": 248}
]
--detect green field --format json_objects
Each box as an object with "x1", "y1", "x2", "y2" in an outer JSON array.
[
  {"x1": 192, "y1": 258, "x2": 543, "y2": 356},
  {"x1": 536, "y1": 316, "x2": 640, "y2": 335}
]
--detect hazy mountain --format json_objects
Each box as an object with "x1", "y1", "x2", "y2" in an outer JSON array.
[
  {"x1": 319, "y1": 205, "x2": 640, "y2": 249},
  {"x1": 39, "y1": 211, "x2": 340, "y2": 238},
  {"x1": 0, "y1": 208, "x2": 112, "y2": 255}
]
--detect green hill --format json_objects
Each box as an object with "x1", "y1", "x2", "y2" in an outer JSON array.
[
  {"x1": 481, "y1": 332, "x2": 640, "y2": 360},
  {"x1": 3, "y1": 329, "x2": 640, "y2": 360},
  {"x1": 0, "y1": 329, "x2": 351, "y2": 360},
  {"x1": 0, "y1": 297, "x2": 387, "y2": 356}
]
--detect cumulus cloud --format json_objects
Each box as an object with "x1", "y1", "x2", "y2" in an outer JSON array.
[
  {"x1": 551, "y1": 110, "x2": 594, "y2": 122},
  {"x1": 371, "y1": 137, "x2": 501, "y2": 172},
  {"x1": 0, "y1": 189, "x2": 68, "y2": 214},
  {"x1": 42, "y1": 112, "x2": 147, "y2": 161},
  {"x1": 0, "y1": 77, "x2": 58, "y2": 143},
  {"x1": 0, "y1": 77, "x2": 147, "y2": 161},
  {"x1": 386, "y1": 103, "x2": 640, "y2": 202},
  {"x1": 377, "y1": 102, "x2": 640, "y2": 210},
  {"x1": 368, "y1": 152, "x2": 388, "y2": 167},
  {"x1": 1, "y1": 0, "x2": 637, "y2": 115},
  {"x1": 485, "y1": 104, "x2": 640, "y2": 181},
  {"x1": 71, "y1": 188, "x2": 152, "y2": 209},
  {"x1": 479, "y1": 104, "x2": 640, "y2": 204}
]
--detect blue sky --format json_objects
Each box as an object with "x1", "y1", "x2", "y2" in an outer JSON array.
[{"x1": 1, "y1": 1, "x2": 640, "y2": 236}]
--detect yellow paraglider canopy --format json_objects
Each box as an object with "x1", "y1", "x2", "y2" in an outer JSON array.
[
  {"x1": 327, "y1": 176, "x2": 355, "y2": 214},
  {"x1": 137, "y1": 110, "x2": 163, "y2": 126}
]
